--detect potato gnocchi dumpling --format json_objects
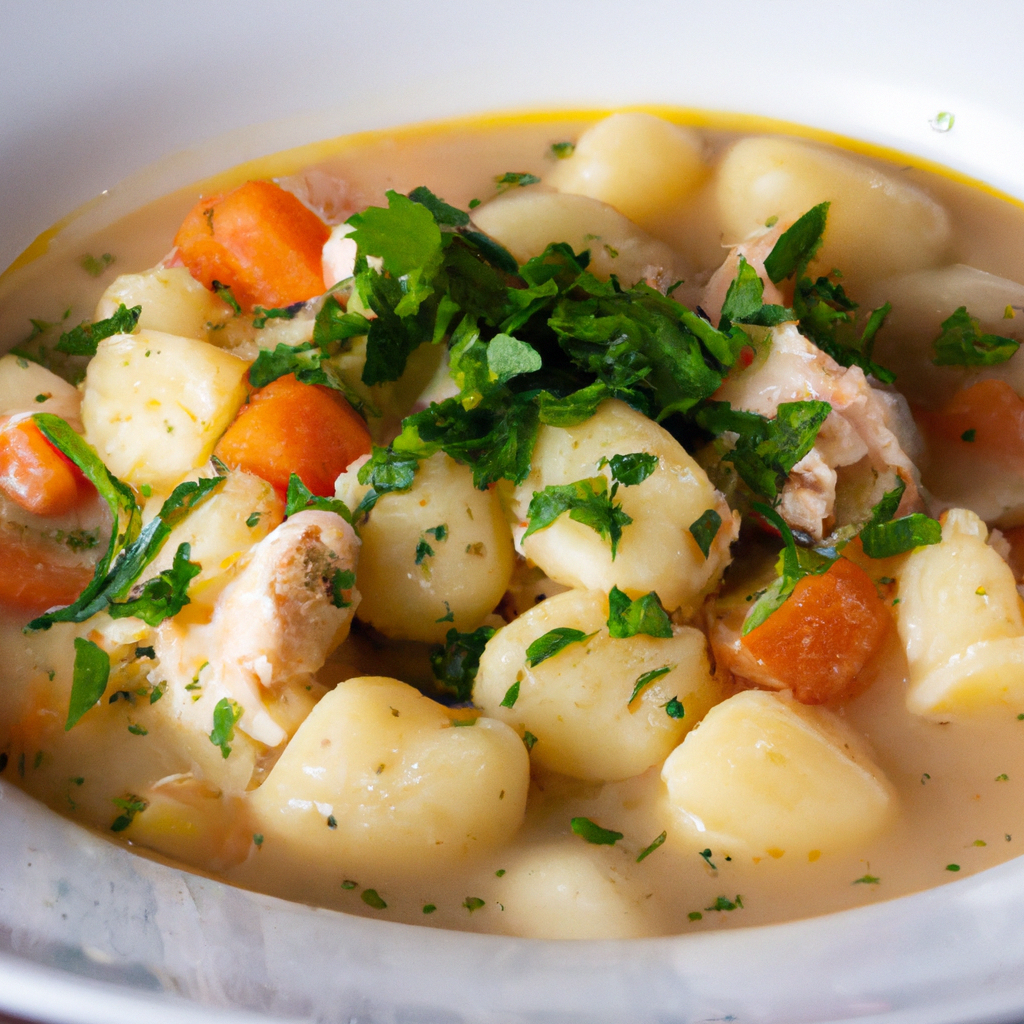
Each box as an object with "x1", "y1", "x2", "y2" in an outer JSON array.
[
  {"x1": 476, "y1": 588, "x2": 722, "y2": 781},
  {"x1": 897, "y1": 508, "x2": 1024, "y2": 718},
  {"x1": 662, "y1": 690, "x2": 896, "y2": 856},
  {"x1": 511, "y1": 400, "x2": 737, "y2": 615},
  {"x1": 547, "y1": 111, "x2": 706, "y2": 230},
  {"x1": 247, "y1": 677, "x2": 530, "y2": 880},
  {"x1": 81, "y1": 330, "x2": 249, "y2": 489},
  {"x1": 338, "y1": 452, "x2": 515, "y2": 643},
  {"x1": 715, "y1": 135, "x2": 951, "y2": 286}
]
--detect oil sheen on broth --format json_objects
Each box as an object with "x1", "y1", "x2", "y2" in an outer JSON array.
[{"x1": 2, "y1": 110, "x2": 1024, "y2": 940}]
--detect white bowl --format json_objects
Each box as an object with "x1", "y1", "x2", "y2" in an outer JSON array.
[{"x1": 4, "y1": 2, "x2": 1024, "y2": 1022}]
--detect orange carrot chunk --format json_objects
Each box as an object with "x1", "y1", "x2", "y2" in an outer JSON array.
[
  {"x1": 916, "y1": 378, "x2": 1024, "y2": 472},
  {"x1": 213, "y1": 374, "x2": 371, "y2": 496},
  {"x1": 0, "y1": 532, "x2": 94, "y2": 613},
  {"x1": 741, "y1": 557, "x2": 890, "y2": 705},
  {"x1": 0, "y1": 416, "x2": 91, "y2": 517},
  {"x1": 173, "y1": 180, "x2": 329, "y2": 312}
]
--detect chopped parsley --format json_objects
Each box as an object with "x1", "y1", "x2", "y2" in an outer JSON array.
[
  {"x1": 699, "y1": 848, "x2": 717, "y2": 870},
  {"x1": 932, "y1": 306, "x2": 1019, "y2": 366},
  {"x1": 705, "y1": 895, "x2": 743, "y2": 912},
  {"x1": 495, "y1": 172, "x2": 541, "y2": 191},
  {"x1": 853, "y1": 875, "x2": 880, "y2": 885},
  {"x1": 500, "y1": 681, "x2": 520, "y2": 708},
  {"x1": 696, "y1": 400, "x2": 832, "y2": 502},
  {"x1": 251, "y1": 302, "x2": 302, "y2": 329},
  {"x1": 430, "y1": 625, "x2": 496, "y2": 701},
  {"x1": 635, "y1": 831, "x2": 667, "y2": 863},
  {"x1": 525, "y1": 627, "x2": 596, "y2": 667},
  {"x1": 597, "y1": 451, "x2": 658, "y2": 486},
  {"x1": 341, "y1": 879, "x2": 357, "y2": 889},
  {"x1": 522, "y1": 731, "x2": 538, "y2": 751},
  {"x1": 664, "y1": 698, "x2": 685, "y2": 719},
  {"x1": 462, "y1": 896, "x2": 485, "y2": 912},
  {"x1": 55, "y1": 303, "x2": 140, "y2": 356},
  {"x1": 570, "y1": 816, "x2": 624, "y2": 845},
  {"x1": 212, "y1": 281, "x2": 242, "y2": 315},
  {"x1": 858, "y1": 476, "x2": 941, "y2": 558},
  {"x1": 245, "y1": 511, "x2": 262, "y2": 528},
  {"x1": 523, "y1": 477, "x2": 632, "y2": 558},
  {"x1": 688, "y1": 509, "x2": 723, "y2": 559},
  {"x1": 628, "y1": 666, "x2": 673, "y2": 706},
  {"x1": 110, "y1": 794, "x2": 147, "y2": 833},
  {"x1": 65, "y1": 638, "x2": 110, "y2": 731},
  {"x1": 946, "y1": 864, "x2": 961, "y2": 872},
  {"x1": 80, "y1": 252, "x2": 115, "y2": 277},
  {"x1": 961, "y1": 428, "x2": 976, "y2": 443},
  {"x1": 209, "y1": 698, "x2": 243, "y2": 759},
  {"x1": 422, "y1": 903, "x2": 437, "y2": 914},
  {"x1": 327, "y1": 814, "x2": 338, "y2": 829},
  {"x1": 606, "y1": 586, "x2": 673, "y2": 639},
  {"x1": 361, "y1": 888, "x2": 388, "y2": 910},
  {"x1": 551, "y1": 142, "x2": 575, "y2": 159},
  {"x1": 284, "y1": 473, "x2": 354, "y2": 524},
  {"x1": 254, "y1": 834, "x2": 264, "y2": 848}
]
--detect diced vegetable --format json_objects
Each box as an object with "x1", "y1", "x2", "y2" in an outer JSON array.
[
  {"x1": 741, "y1": 557, "x2": 890, "y2": 704},
  {"x1": 0, "y1": 416, "x2": 92, "y2": 516},
  {"x1": 173, "y1": 180, "x2": 329, "y2": 312},
  {"x1": 917, "y1": 378, "x2": 1024, "y2": 471},
  {"x1": 214, "y1": 373, "x2": 371, "y2": 496},
  {"x1": 0, "y1": 531, "x2": 94, "y2": 612}
]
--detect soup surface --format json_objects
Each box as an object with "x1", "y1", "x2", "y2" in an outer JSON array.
[{"x1": 3, "y1": 110, "x2": 1024, "y2": 939}]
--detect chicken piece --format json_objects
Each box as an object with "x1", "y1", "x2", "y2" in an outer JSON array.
[
  {"x1": 714, "y1": 323, "x2": 924, "y2": 540},
  {"x1": 152, "y1": 510, "x2": 360, "y2": 749},
  {"x1": 700, "y1": 221, "x2": 787, "y2": 326}
]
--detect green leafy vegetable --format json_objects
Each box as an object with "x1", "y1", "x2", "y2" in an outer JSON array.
[
  {"x1": 486, "y1": 333, "x2": 542, "y2": 383},
  {"x1": 570, "y1": 816, "x2": 624, "y2": 845},
  {"x1": 500, "y1": 681, "x2": 520, "y2": 708},
  {"x1": 415, "y1": 538, "x2": 435, "y2": 565},
  {"x1": 252, "y1": 302, "x2": 303, "y2": 329},
  {"x1": 628, "y1": 666, "x2": 673, "y2": 705},
  {"x1": 523, "y1": 477, "x2": 632, "y2": 558},
  {"x1": 551, "y1": 142, "x2": 575, "y2": 159},
  {"x1": 932, "y1": 306, "x2": 1020, "y2": 366},
  {"x1": 689, "y1": 509, "x2": 723, "y2": 559},
  {"x1": 705, "y1": 895, "x2": 744, "y2": 912},
  {"x1": 65, "y1": 638, "x2": 110, "y2": 731},
  {"x1": 635, "y1": 830, "x2": 667, "y2": 862},
  {"x1": 696, "y1": 400, "x2": 831, "y2": 501},
  {"x1": 763, "y1": 203, "x2": 830, "y2": 284},
  {"x1": 495, "y1": 172, "x2": 541, "y2": 190},
  {"x1": 27, "y1": 460, "x2": 223, "y2": 631},
  {"x1": 330, "y1": 569, "x2": 355, "y2": 609},
  {"x1": 719, "y1": 255, "x2": 794, "y2": 329},
  {"x1": 664, "y1": 697, "x2": 685, "y2": 719},
  {"x1": 209, "y1": 698, "x2": 243, "y2": 759},
  {"x1": 743, "y1": 502, "x2": 837, "y2": 635},
  {"x1": 858, "y1": 476, "x2": 942, "y2": 558},
  {"x1": 597, "y1": 451, "x2": 658, "y2": 487},
  {"x1": 525, "y1": 627, "x2": 596, "y2": 667},
  {"x1": 522, "y1": 730, "x2": 538, "y2": 751},
  {"x1": 80, "y1": 252, "x2": 114, "y2": 277},
  {"x1": 55, "y1": 303, "x2": 141, "y2": 356},
  {"x1": 284, "y1": 473, "x2": 354, "y2": 524},
  {"x1": 606, "y1": 586, "x2": 673, "y2": 639},
  {"x1": 110, "y1": 794, "x2": 147, "y2": 832},
  {"x1": 354, "y1": 446, "x2": 422, "y2": 515},
  {"x1": 462, "y1": 896, "x2": 486, "y2": 912},
  {"x1": 212, "y1": 282, "x2": 242, "y2": 315},
  {"x1": 106, "y1": 542, "x2": 201, "y2": 626},
  {"x1": 361, "y1": 888, "x2": 388, "y2": 909},
  {"x1": 430, "y1": 626, "x2": 497, "y2": 701}
]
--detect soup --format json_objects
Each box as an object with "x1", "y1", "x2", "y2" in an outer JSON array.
[{"x1": 2, "y1": 110, "x2": 1024, "y2": 940}]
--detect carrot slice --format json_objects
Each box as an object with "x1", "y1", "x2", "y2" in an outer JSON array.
[
  {"x1": 0, "y1": 416, "x2": 91, "y2": 517},
  {"x1": 173, "y1": 180, "x2": 329, "y2": 312},
  {"x1": 741, "y1": 557, "x2": 890, "y2": 704},
  {"x1": 916, "y1": 378, "x2": 1024, "y2": 472},
  {"x1": 213, "y1": 374, "x2": 371, "y2": 496},
  {"x1": 0, "y1": 531, "x2": 94, "y2": 613}
]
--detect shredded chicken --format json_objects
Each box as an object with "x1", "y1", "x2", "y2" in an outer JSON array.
[
  {"x1": 153, "y1": 510, "x2": 360, "y2": 748},
  {"x1": 715, "y1": 323, "x2": 925, "y2": 540}
]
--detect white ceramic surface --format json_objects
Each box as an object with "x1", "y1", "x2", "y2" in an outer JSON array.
[{"x1": 3, "y1": 1, "x2": 1024, "y2": 1021}]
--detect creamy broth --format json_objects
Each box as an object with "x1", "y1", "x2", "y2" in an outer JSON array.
[{"x1": 3, "y1": 110, "x2": 1024, "y2": 939}]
